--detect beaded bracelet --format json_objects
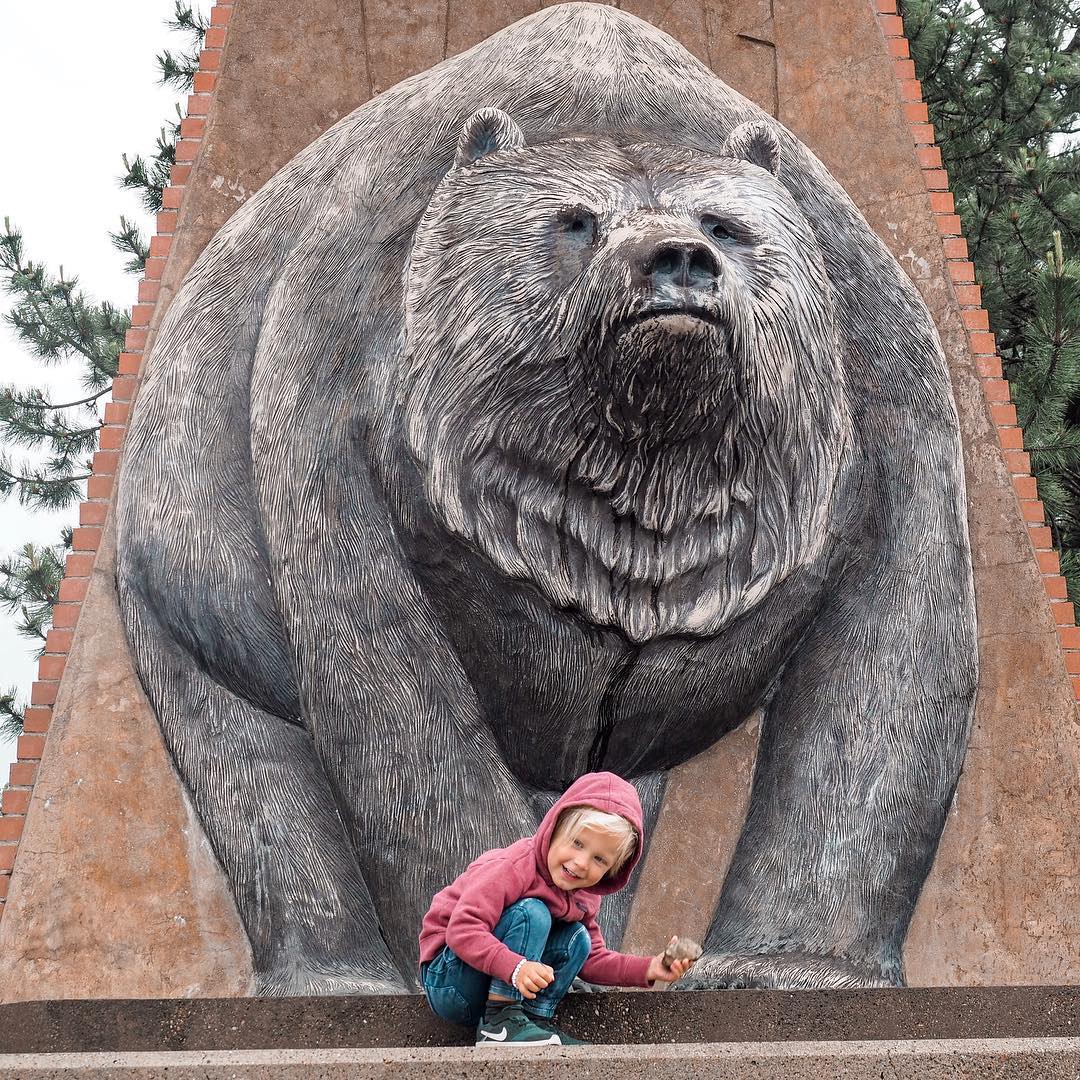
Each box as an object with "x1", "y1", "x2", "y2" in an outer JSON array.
[{"x1": 510, "y1": 958, "x2": 527, "y2": 994}]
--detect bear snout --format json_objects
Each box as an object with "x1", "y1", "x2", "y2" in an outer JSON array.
[{"x1": 624, "y1": 232, "x2": 721, "y2": 294}]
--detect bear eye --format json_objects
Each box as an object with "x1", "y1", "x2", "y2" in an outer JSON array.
[
  {"x1": 701, "y1": 214, "x2": 737, "y2": 242},
  {"x1": 558, "y1": 207, "x2": 599, "y2": 243}
]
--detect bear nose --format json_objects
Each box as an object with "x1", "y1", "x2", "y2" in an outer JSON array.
[{"x1": 638, "y1": 238, "x2": 720, "y2": 290}]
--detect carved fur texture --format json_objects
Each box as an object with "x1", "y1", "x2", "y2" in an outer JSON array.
[
  {"x1": 116, "y1": 3, "x2": 977, "y2": 996},
  {"x1": 406, "y1": 132, "x2": 849, "y2": 641}
]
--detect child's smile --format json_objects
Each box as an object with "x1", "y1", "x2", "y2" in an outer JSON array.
[{"x1": 546, "y1": 824, "x2": 623, "y2": 891}]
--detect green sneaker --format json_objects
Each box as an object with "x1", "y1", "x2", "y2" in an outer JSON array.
[
  {"x1": 476, "y1": 1003, "x2": 562, "y2": 1046},
  {"x1": 526, "y1": 1013, "x2": 591, "y2": 1045}
]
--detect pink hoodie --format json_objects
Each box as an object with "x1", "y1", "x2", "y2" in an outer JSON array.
[{"x1": 418, "y1": 772, "x2": 654, "y2": 988}]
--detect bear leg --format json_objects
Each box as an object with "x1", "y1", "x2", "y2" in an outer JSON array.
[
  {"x1": 128, "y1": 603, "x2": 405, "y2": 996},
  {"x1": 684, "y1": 538, "x2": 976, "y2": 991},
  {"x1": 307, "y1": 710, "x2": 539, "y2": 982}
]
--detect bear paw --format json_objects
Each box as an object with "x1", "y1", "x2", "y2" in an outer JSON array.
[
  {"x1": 675, "y1": 952, "x2": 899, "y2": 990},
  {"x1": 256, "y1": 966, "x2": 410, "y2": 997}
]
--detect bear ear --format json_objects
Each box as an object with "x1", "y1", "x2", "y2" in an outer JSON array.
[
  {"x1": 720, "y1": 120, "x2": 781, "y2": 177},
  {"x1": 454, "y1": 108, "x2": 526, "y2": 168}
]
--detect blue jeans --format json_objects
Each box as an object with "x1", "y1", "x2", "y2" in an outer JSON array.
[{"x1": 421, "y1": 898, "x2": 591, "y2": 1026}]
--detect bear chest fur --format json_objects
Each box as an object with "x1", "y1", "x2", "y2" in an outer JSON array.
[{"x1": 408, "y1": 524, "x2": 833, "y2": 790}]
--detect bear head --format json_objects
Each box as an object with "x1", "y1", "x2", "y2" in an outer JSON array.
[{"x1": 403, "y1": 110, "x2": 852, "y2": 642}]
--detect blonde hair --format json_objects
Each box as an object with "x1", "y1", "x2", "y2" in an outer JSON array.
[{"x1": 554, "y1": 806, "x2": 638, "y2": 876}]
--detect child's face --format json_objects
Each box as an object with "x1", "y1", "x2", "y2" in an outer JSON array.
[{"x1": 547, "y1": 824, "x2": 622, "y2": 891}]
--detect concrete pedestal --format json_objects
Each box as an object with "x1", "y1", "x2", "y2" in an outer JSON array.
[{"x1": 0, "y1": 989, "x2": 1077, "y2": 1078}]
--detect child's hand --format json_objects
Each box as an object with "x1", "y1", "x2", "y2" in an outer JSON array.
[
  {"x1": 514, "y1": 960, "x2": 555, "y2": 1000},
  {"x1": 647, "y1": 936, "x2": 696, "y2": 984},
  {"x1": 647, "y1": 953, "x2": 693, "y2": 983}
]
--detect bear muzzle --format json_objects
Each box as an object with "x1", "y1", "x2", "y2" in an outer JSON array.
[{"x1": 597, "y1": 313, "x2": 737, "y2": 442}]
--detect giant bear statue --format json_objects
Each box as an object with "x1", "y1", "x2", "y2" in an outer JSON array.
[{"x1": 116, "y1": 3, "x2": 978, "y2": 995}]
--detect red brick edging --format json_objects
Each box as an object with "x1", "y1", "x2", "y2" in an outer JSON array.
[
  {"x1": 0, "y1": 3, "x2": 235, "y2": 912},
  {"x1": 873, "y1": 0, "x2": 1080, "y2": 692}
]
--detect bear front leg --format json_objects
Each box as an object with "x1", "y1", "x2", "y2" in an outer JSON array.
[
  {"x1": 301, "y1": 658, "x2": 537, "y2": 984},
  {"x1": 280, "y1": 538, "x2": 538, "y2": 984},
  {"x1": 126, "y1": 600, "x2": 404, "y2": 996},
  {"x1": 686, "y1": 539, "x2": 977, "y2": 990}
]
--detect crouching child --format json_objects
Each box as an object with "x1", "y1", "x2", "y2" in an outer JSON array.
[{"x1": 418, "y1": 771, "x2": 694, "y2": 1046}]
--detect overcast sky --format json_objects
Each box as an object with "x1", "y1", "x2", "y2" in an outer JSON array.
[{"x1": 0, "y1": 2, "x2": 203, "y2": 770}]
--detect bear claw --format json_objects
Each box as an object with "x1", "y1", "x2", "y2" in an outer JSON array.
[
  {"x1": 256, "y1": 968, "x2": 410, "y2": 997},
  {"x1": 675, "y1": 952, "x2": 899, "y2": 990}
]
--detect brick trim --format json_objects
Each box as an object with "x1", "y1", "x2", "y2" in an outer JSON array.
[
  {"x1": 873, "y1": 0, "x2": 1080, "y2": 697},
  {"x1": 0, "y1": 2, "x2": 236, "y2": 914}
]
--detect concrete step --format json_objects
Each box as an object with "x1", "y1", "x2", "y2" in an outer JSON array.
[
  {"x1": 1, "y1": 1037, "x2": 1078, "y2": 1078},
  {"x1": 0, "y1": 987, "x2": 1076, "y2": 1053},
  {"x1": 0, "y1": 988, "x2": 1076, "y2": 1078}
]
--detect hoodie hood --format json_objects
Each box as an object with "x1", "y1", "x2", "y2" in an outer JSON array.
[{"x1": 534, "y1": 771, "x2": 645, "y2": 897}]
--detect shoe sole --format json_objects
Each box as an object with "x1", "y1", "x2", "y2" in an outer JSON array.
[{"x1": 475, "y1": 1035, "x2": 562, "y2": 1046}]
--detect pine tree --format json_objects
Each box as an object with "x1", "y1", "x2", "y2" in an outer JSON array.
[
  {"x1": 0, "y1": 220, "x2": 126, "y2": 510},
  {"x1": 2, "y1": 2, "x2": 208, "y2": 511},
  {"x1": 902, "y1": 0, "x2": 1080, "y2": 600},
  {"x1": 0, "y1": 3, "x2": 208, "y2": 731},
  {"x1": 120, "y1": 4, "x2": 210, "y2": 219},
  {"x1": 0, "y1": 540, "x2": 68, "y2": 649},
  {"x1": 1012, "y1": 233, "x2": 1080, "y2": 578}
]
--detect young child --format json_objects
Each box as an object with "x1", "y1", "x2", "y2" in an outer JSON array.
[{"x1": 418, "y1": 771, "x2": 694, "y2": 1046}]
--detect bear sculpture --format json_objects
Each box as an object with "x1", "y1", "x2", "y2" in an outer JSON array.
[{"x1": 116, "y1": 3, "x2": 978, "y2": 995}]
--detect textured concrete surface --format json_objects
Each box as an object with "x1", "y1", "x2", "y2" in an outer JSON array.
[
  {"x1": 0, "y1": 988, "x2": 1076, "y2": 1053},
  {"x1": 2, "y1": 1039, "x2": 1078, "y2": 1079},
  {"x1": 0, "y1": 0, "x2": 1075, "y2": 1002},
  {"x1": 0, "y1": 523, "x2": 252, "y2": 1001}
]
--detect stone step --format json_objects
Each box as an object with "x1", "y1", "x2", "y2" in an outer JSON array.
[
  {"x1": 1, "y1": 1037, "x2": 1078, "y2": 1078},
  {"x1": 0, "y1": 987, "x2": 1077, "y2": 1053}
]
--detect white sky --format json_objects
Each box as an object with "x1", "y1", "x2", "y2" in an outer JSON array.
[{"x1": 0, "y1": 2, "x2": 203, "y2": 769}]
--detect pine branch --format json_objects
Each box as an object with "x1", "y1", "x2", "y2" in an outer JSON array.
[
  {"x1": 0, "y1": 219, "x2": 126, "y2": 371},
  {"x1": 159, "y1": 2, "x2": 211, "y2": 91},
  {"x1": 157, "y1": 49, "x2": 202, "y2": 91},
  {"x1": 0, "y1": 541, "x2": 65, "y2": 649},
  {"x1": 0, "y1": 387, "x2": 111, "y2": 413},
  {"x1": 120, "y1": 138, "x2": 175, "y2": 216},
  {"x1": 109, "y1": 216, "x2": 149, "y2": 274},
  {"x1": 0, "y1": 537, "x2": 70, "y2": 738},
  {"x1": 0, "y1": 458, "x2": 90, "y2": 510},
  {"x1": 0, "y1": 402, "x2": 101, "y2": 451},
  {"x1": 0, "y1": 543, "x2": 60, "y2": 735},
  {"x1": 0, "y1": 690, "x2": 24, "y2": 740},
  {"x1": 121, "y1": 4, "x2": 208, "y2": 213},
  {"x1": 167, "y1": 1, "x2": 210, "y2": 36},
  {"x1": 0, "y1": 219, "x2": 120, "y2": 507}
]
